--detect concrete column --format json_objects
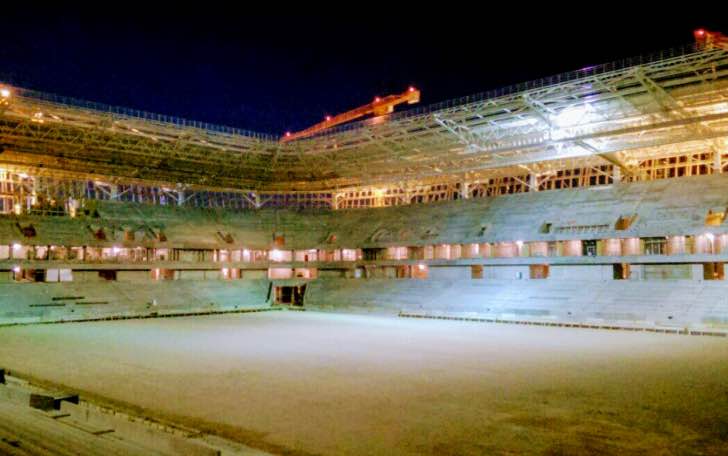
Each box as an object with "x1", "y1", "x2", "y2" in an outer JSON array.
[
  {"x1": 529, "y1": 174, "x2": 538, "y2": 191},
  {"x1": 177, "y1": 190, "x2": 185, "y2": 206},
  {"x1": 460, "y1": 182, "x2": 469, "y2": 199},
  {"x1": 714, "y1": 149, "x2": 722, "y2": 174},
  {"x1": 613, "y1": 166, "x2": 622, "y2": 183}
]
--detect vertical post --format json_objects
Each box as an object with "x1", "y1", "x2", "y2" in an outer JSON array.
[
  {"x1": 613, "y1": 166, "x2": 622, "y2": 183},
  {"x1": 460, "y1": 182, "x2": 469, "y2": 199},
  {"x1": 714, "y1": 148, "x2": 722, "y2": 174},
  {"x1": 529, "y1": 174, "x2": 538, "y2": 191},
  {"x1": 177, "y1": 189, "x2": 185, "y2": 206}
]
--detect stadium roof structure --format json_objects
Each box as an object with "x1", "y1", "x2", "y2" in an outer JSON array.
[{"x1": 1, "y1": 42, "x2": 727, "y2": 193}]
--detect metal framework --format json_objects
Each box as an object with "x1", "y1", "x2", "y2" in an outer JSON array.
[{"x1": 1, "y1": 42, "x2": 727, "y2": 211}]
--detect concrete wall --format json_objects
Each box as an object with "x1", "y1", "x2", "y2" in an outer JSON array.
[
  {"x1": 549, "y1": 265, "x2": 612, "y2": 281},
  {"x1": 304, "y1": 276, "x2": 728, "y2": 331},
  {"x1": 0, "y1": 279, "x2": 270, "y2": 325},
  {"x1": 428, "y1": 266, "x2": 471, "y2": 280}
]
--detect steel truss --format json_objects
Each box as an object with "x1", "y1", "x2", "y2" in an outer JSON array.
[{"x1": 1, "y1": 43, "x2": 727, "y2": 208}]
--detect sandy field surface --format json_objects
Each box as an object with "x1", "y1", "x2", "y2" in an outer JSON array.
[{"x1": 0, "y1": 311, "x2": 726, "y2": 455}]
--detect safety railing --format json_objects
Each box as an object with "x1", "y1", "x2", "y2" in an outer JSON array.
[
  {"x1": 299, "y1": 43, "x2": 720, "y2": 138},
  {"x1": 5, "y1": 42, "x2": 723, "y2": 143},
  {"x1": 10, "y1": 86, "x2": 278, "y2": 141}
]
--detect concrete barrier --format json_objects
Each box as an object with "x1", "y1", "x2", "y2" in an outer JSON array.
[{"x1": 60, "y1": 401, "x2": 220, "y2": 456}]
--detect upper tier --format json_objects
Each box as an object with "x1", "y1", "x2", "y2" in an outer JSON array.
[{"x1": 1, "y1": 173, "x2": 726, "y2": 249}]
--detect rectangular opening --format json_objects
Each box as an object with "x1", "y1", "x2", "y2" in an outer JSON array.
[
  {"x1": 547, "y1": 241, "x2": 559, "y2": 257},
  {"x1": 151, "y1": 268, "x2": 176, "y2": 280},
  {"x1": 412, "y1": 264, "x2": 429, "y2": 279},
  {"x1": 395, "y1": 266, "x2": 410, "y2": 278},
  {"x1": 362, "y1": 248, "x2": 386, "y2": 261},
  {"x1": 703, "y1": 262, "x2": 725, "y2": 280},
  {"x1": 98, "y1": 270, "x2": 117, "y2": 281},
  {"x1": 529, "y1": 264, "x2": 549, "y2": 279},
  {"x1": 471, "y1": 265, "x2": 484, "y2": 279},
  {"x1": 705, "y1": 210, "x2": 725, "y2": 227},
  {"x1": 615, "y1": 215, "x2": 636, "y2": 230},
  {"x1": 582, "y1": 240, "x2": 598, "y2": 257},
  {"x1": 275, "y1": 285, "x2": 306, "y2": 306},
  {"x1": 12, "y1": 268, "x2": 45, "y2": 282},
  {"x1": 643, "y1": 237, "x2": 667, "y2": 255},
  {"x1": 613, "y1": 263, "x2": 630, "y2": 280}
]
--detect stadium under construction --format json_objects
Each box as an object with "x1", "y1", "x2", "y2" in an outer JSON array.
[{"x1": 0, "y1": 29, "x2": 727, "y2": 455}]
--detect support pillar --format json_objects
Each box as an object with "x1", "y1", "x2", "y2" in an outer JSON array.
[
  {"x1": 460, "y1": 182, "x2": 469, "y2": 199},
  {"x1": 714, "y1": 149, "x2": 722, "y2": 174},
  {"x1": 529, "y1": 174, "x2": 538, "y2": 191},
  {"x1": 613, "y1": 166, "x2": 622, "y2": 183}
]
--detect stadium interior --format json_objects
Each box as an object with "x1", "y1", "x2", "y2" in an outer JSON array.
[{"x1": 0, "y1": 29, "x2": 727, "y2": 455}]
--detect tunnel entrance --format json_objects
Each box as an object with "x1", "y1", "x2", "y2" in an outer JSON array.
[{"x1": 275, "y1": 285, "x2": 307, "y2": 306}]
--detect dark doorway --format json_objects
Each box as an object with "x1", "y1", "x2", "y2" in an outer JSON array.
[
  {"x1": 703, "y1": 263, "x2": 725, "y2": 280},
  {"x1": 275, "y1": 285, "x2": 307, "y2": 306},
  {"x1": 613, "y1": 263, "x2": 630, "y2": 280},
  {"x1": 582, "y1": 239, "x2": 598, "y2": 257}
]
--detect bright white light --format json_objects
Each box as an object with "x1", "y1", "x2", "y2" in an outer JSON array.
[
  {"x1": 0, "y1": 88, "x2": 10, "y2": 98},
  {"x1": 270, "y1": 249, "x2": 282, "y2": 262},
  {"x1": 418, "y1": 264, "x2": 426, "y2": 271},
  {"x1": 221, "y1": 267, "x2": 229, "y2": 276},
  {"x1": 516, "y1": 240, "x2": 524, "y2": 248},
  {"x1": 12, "y1": 243, "x2": 21, "y2": 250},
  {"x1": 705, "y1": 233, "x2": 715, "y2": 241},
  {"x1": 12, "y1": 266, "x2": 20, "y2": 273},
  {"x1": 554, "y1": 105, "x2": 591, "y2": 128},
  {"x1": 112, "y1": 246, "x2": 121, "y2": 254}
]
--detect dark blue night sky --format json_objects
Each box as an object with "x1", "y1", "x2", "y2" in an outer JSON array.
[{"x1": 1, "y1": 8, "x2": 724, "y2": 135}]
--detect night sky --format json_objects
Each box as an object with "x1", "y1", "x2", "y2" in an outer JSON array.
[{"x1": 2, "y1": 9, "x2": 726, "y2": 135}]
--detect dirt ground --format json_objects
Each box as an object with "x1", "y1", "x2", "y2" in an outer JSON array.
[{"x1": 0, "y1": 311, "x2": 726, "y2": 455}]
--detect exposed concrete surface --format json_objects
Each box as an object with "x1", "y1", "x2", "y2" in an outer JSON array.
[
  {"x1": 0, "y1": 312, "x2": 726, "y2": 455},
  {"x1": 4, "y1": 174, "x2": 728, "y2": 250}
]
